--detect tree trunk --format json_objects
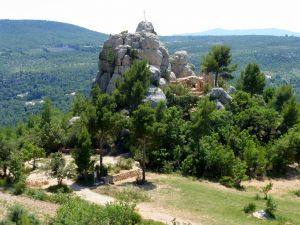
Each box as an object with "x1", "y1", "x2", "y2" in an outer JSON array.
[
  {"x1": 33, "y1": 158, "x2": 37, "y2": 170},
  {"x1": 3, "y1": 165, "x2": 7, "y2": 177},
  {"x1": 58, "y1": 178, "x2": 62, "y2": 186},
  {"x1": 215, "y1": 72, "x2": 219, "y2": 87},
  {"x1": 142, "y1": 138, "x2": 146, "y2": 183},
  {"x1": 99, "y1": 136, "x2": 103, "y2": 169}
]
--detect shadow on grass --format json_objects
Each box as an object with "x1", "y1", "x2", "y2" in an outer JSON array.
[{"x1": 115, "y1": 180, "x2": 157, "y2": 191}]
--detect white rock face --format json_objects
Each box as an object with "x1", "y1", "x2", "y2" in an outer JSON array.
[
  {"x1": 136, "y1": 21, "x2": 157, "y2": 34},
  {"x1": 95, "y1": 21, "x2": 171, "y2": 101},
  {"x1": 106, "y1": 73, "x2": 122, "y2": 94},
  {"x1": 170, "y1": 51, "x2": 195, "y2": 78},
  {"x1": 209, "y1": 88, "x2": 233, "y2": 105},
  {"x1": 144, "y1": 85, "x2": 166, "y2": 107}
]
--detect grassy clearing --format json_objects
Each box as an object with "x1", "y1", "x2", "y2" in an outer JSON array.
[
  {"x1": 143, "y1": 173, "x2": 300, "y2": 225},
  {"x1": 95, "y1": 185, "x2": 150, "y2": 204}
]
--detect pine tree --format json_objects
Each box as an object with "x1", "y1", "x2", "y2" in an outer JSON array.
[
  {"x1": 240, "y1": 63, "x2": 265, "y2": 97},
  {"x1": 201, "y1": 45, "x2": 237, "y2": 87},
  {"x1": 115, "y1": 60, "x2": 151, "y2": 111},
  {"x1": 73, "y1": 126, "x2": 92, "y2": 180}
]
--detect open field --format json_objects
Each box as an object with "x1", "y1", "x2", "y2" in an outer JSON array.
[{"x1": 96, "y1": 172, "x2": 300, "y2": 225}]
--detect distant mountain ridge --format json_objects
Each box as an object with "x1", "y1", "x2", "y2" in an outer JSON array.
[
  {"x1": 0, "y1": 19, "x2": 108, "y2": 50},
  {"x1": 180, "y1": 28, "x2": 300, "y2": 36}
]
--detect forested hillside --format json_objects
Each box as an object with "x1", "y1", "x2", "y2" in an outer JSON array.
[
  {"x1": 1, "y1": 20, "x2": 300, "y2": 125},
  {"x1": 0, "y1": 20, "x2": 107, "y2": 125},
  {"x1": 162, "y1": 35, "x2": 300, "y2": 100}
]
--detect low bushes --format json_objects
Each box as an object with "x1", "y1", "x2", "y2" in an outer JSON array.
[
  {"x1": 265, "y1": 197, "x2": 277, "y2": 218},
  {"x1": 243, "y1": 203, "x2": 256, "y2": 214},
  {"x1": 25, "y1": 188, "x2": 48, "y2": 201},
  {"x1": 48, "y1": 184, "x2": 72, "y2": 194},
  {"x1": 54, "y1": 198, "x2": 141, "y2": 225},
  {"x1": 108, "y1": 158, "x2": 134, "y2": 175},
  {"x1": 0, "y1": 204, "x2": 40, "y2": 225},
  {"x1": 295, "y1": 189, "x2": 300, "y2": 197}
]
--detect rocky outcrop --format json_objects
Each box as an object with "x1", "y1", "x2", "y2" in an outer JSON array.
[
  {"x1": 144, "y1": 85, "x2": 166, "y2": 107},
  {"x1": 208, "y1": 88, "x2": 233, "y2": 109},
  {"x1": 227, "y1": 86, "x2": 236, "y2": 95},
  {"x1": 95, "y1": 21, "x2": 171, "y2": 101},
  {"x1": 170, "y1": 51, "x2": 195, "y2": 78},
  {"x1": 136, "y1": 21, "x2": 157, "y2": 34}
]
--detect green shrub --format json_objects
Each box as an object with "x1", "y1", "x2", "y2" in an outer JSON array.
[
  {"x1": 108, "y1": 158, "x2": 134, "y2": 175},
  {"x1": 48, "y1": 184, "x2": 72, "y2": 193},
  {"x1": 25, "y1": 188, "x2": 49, "y2": 201},
  {"x1": 7, "y1": 204, "x2": 40, "y2": 225},
  {"x1": 295, "y1": 190, "x2": 300, "y2": 197},
  {"x1": 219, "y1": 176, "x2": 234, "y2": 188},
  {"x1": 141, "y1": 220, "x2": 165, "y2": 225},
  {"x1": 265, "y1": 197, "x2": 277, "y2": 218},
  {"x1": 53, "y1": 198, "x2": 143, "y2": 225},
  {"x1": 12, "y1": 181, "x2": 26, "y2": 195},
  {"x1": 243, "y1": 202, "x2": 256, "y2": 213},
  {"x1": 162, "y1": 162, "x2": 173, "y2": 174},
  {"x1": 203, "y1": 83, "x2": 212, "y2": 94},
  {"x1": 0, "y1": 178, "x2": 8, "y2": 188},
  {"x1": 116, "y1": 158, "x2": 134, "y2": 170},
  {"x1": 49, "y1": 193, "x2": 72, "y2": 204}
]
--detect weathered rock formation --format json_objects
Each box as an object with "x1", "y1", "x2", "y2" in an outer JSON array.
[
  {"x1": 170, "y1": 51, "x2": 195, "y2": 78},
  {"x1": 208, "y1": 87, "x2": 233, "y2": 109},
  {"x1": 95, "y1": 21, "x2": 170, "y2": 106}
]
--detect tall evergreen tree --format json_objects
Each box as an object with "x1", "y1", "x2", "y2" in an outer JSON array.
[
  {"x1": 131, "y1": 103, "x2": 155, "y2": 183},
  {"x1": 40, "y1": 97, "x2": 53, "y2": 128},
  {"x1": 73, "y1": 126, "x2": 92, "y2": 180},
  {"x1": 240, "y1": 63, "x2": 266, "y2": 97},
  {"x1": 114, "y1": 60, "x2": 151, "y2": 112},
  {"x1": 201, "y1": 45, "x2": 237, "y2": 87}
]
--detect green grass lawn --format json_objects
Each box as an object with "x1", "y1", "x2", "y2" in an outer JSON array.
[{"x1": 146, "y1": 174, "x2": 300, "y2": 225}]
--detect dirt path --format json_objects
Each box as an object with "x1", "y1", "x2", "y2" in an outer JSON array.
[
  {"x1": 64, "y1": 180, "x2": 198, "y2": 224},
  {"x1": 66, "y1": 180, "x2": 115, "y2": 205},
  {"x1": 0, "y1": 190, "x2": 59, "y2": 218}
]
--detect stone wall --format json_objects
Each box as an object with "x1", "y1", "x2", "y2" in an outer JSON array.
[{"x1": 104, "y1": 168, "x2": 142, "y2": 184}]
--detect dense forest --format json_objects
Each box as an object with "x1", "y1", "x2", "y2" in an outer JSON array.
[
  {"x1": 0, "y1": 20, "x2": 107, "y2": 125},
  {"x1": 1, "y1": 32, "x2": 300, "y2": 223},
  {"x1": 1, "y1": 20, "x2": 300, "y2": 127}
]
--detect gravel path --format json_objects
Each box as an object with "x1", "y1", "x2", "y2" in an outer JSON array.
[{"x1": 67, "y1": 181, "x2": 114, "y2": 205}]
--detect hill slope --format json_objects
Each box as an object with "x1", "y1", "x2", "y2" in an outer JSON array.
[
  {"x1": 0, "y1": 19, "x2": 107, "y2": 50},
  {"x1": 0, "y1": 20, "x2": 107, "y2": 125}
]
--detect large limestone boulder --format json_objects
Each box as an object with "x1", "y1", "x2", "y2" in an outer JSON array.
[
  {"x1": 170, "y1": 51, "x2": 195, "y2": 78},
  {"x1": 209, "y1": 88, "x2": 232, "y2": 105},
  {"x1": 141, "y1": 33, "x2": 160, "y2": 49},
  {"x1": 149, "y1": 65, "x2": 161, "y2": 85},
  {"x1": 95, "y1": 21, "x2": 171, "y2": 93},
  {"x1": 144, "y1": 85, "x2": 167, "y2": 107}
]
